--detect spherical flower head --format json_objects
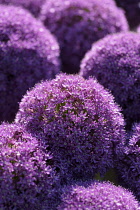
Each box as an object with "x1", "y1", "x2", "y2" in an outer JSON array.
[
  {"x1": 115, "y1": 0, "x2": 140, "y2": 28},
  {"x1": 15, "y1": 73, "x2": 125, "y2": 183},
  {"x1": 39, "y1": 0, "x2": 128, "y2": 74},
  {"x1": 0, "y1": 0, "x2": 45, "y2": 17},
  {"x1": 116, "y1": 123, "x2": 140, "y2": 201},
  {"x1": 0, "y1": 122, "x2": 61, "y2": 209},
  {"x1": 80, "y1": 32, "x2": 140, "y2": 130},
  {"x1": 0, "y1": 5, "x2": 60, "y2": 123},
  {"x1": 58, "y1": 181, "x2": 140, "y2": 209}
]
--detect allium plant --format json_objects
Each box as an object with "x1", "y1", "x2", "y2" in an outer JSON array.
[
  {"x1": 0, "y1": 0, "x2": 45, "y2": 17},
  {"x1": 39, "y1": 0, "x2": 128, "y2": 74},
  {"x1": 116, "y1": 123, "x2": 140, "y2": 201},
  {"x1": 0, "y1": 123, "x2": 61, "y2": 210},
  {"x1": 15, "y1": 73, "x2": 125, "y2": 184},
  {"x1": 115, "y1": 0, "x2": 140, "y2": 28},
  {"x1": 58, "y1": 181, "x2": 140, "y2": 210},
  {"x1": 80, "y1": 32, "x2": 140, "y2": 130},
  {"x1": 0, "y1": 5, "x2": 60, "y2": 123}
]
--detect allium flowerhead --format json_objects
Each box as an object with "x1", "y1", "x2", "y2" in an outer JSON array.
[
  {"x1": 0, "y1": 123, "x2": 60, "y2": 209},
  {"x1": 15, "y1": 73, "x2": 125, "y2": 183},
  {"x1": 0, "y1": 0, "x2": 45, "y2": 17},
  {"x1": 116, "y1": 123, "x2": 140, "y2": 201},
  {"x1": 80, "y1": 32, "x2": 140, "y2": 130},
  {"x1": 58, "y1": 181, "x2": 140, "y2": 210},
  {"x1": 115, "y1": 0, "x2": 140, "y2": 28},
  {"x1": 0, "y1": 5, "x2": 60, "y2": 123},
  {"x1": 39, "y1": 0, "x2": 128, "y2": 74}
]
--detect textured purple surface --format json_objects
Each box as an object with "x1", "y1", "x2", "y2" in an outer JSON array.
[
  {"x1": 58, "y1": 181, "x2": 140, "y2": 209},
  {"x1": 15, "y1": 73, "x2": 125, "y2": 183},
  {"x1": 80, "y1": 32, "x2": 140, "y2": 130},
  {"x1": 39, "y1": 0, "x2": 128, "y2": 74},
  {"x1": 0, "y1": 5, "x2": 60, "y2": 123},
  {"x1": 0, "y1": 123, "x2": 60, "y2": 209},
  {"x1": 115, "y1": 0, "x2": 140, "y2": 28},
  {"x1": 0, "y1": 0, "x2": 45, "y2": 17},
  {"x1": 116, "y1": 123, "x2": 140, "y2": 201}
]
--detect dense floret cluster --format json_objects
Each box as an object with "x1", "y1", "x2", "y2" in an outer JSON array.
[
  {"x1": 80, "y1": 32, "x2": 140, "y2": 130},
  {"x1": 15, "y1": 74, "x2": 125, "y2": 183},
  {"x1": 115, "y1": 0, "x2": 140, "y2": 28},
  {"x1": 116, "y1": 123, "x2": 140, "y2": 200},
  {"x1": 0, "y1": 123, "x2": 60, "y2": 209},
  {"x1": 39, "y1": 0, "x2": 128, "y2": 74},
  {"x1": 58, "y1": 181, "x2": 140, "y2": 210},
  {"x1": 0, "y1": 0, "x2": 45, "y2": 17},
  {"x1": 0, "y1": 5, "x2": 60, "y2": 123}
]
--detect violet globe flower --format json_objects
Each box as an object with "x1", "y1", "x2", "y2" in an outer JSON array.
[
  {"x1": 15, "y1": 73, "x2": 125, "y2": 183},
  {"x1": 0, "y1": 123, "x2": 61, "y2": 209},
  {"x1": 39, "y1": 0, "x2": 128, "y2": 74},
  {"x1": 80, "y1": 32, "x2": 140, "y2": 130},
  {"x1": 0, "y1": 0, "x2": 45, "y2": 17},
  {"x1": 116, "y1": 123, "x2": 140, "y2": 201},
  {"x1": 58, "y1": 181, "x2": 140, "y2": 210},
  {"x1": 0, "y1": 5, "x2": 60, "y2": 123},
  {"x1": 115, "y1": 0, "x2": 140, "y2": 28}
]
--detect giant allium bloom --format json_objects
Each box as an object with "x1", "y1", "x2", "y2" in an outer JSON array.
[
  {"x1": 80, "y1": 32, "x2": 140, "y2": 130},
  {"x1": 116, "y1": 123, "x2": 140, "y2": 201},
  {"x1": 0, "y1": 0, "x2": 45, "y2": 17},
  {"x1": 15, "y1": 74, "x2": 125, "y2": 183},
  {"x1": 39, "y1": 0, "x2": 128, "y2": 74},
  {"x1": 58, "y1": 181, "x2": 140, "y2": 210},
  {"x1": 0, "y1": 5, "x2": 60, "y2": 123},
  {"x1": 115, "y1": 0, "x2": 140, "y2": 28},
  {"x1": 0, "y1": 123, "x2": 61, "y2": 209}
]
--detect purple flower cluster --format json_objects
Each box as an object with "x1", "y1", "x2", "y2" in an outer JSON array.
[
  {"x1": 0, "y1": 5, "x2": 60, "y2": 123},
  {"x1": 15, "y1": 73, "x2": 125, "y2": 183},
  {"x1": 0, "y1": 123, "x2": 61, "y2": 209},
  {"x1": 39, "y1": 0, "x2": 128, "y2": 74},
  {"x1": 0, "y1": 1, "x2": 139, "y2": 208},
  {"x1": 0, "y1": 0, "x2": 45, "y2": 17},
  {"x1": 116, "y1": 123, "x2": 140, "y2": 200},
  {"x1": 80, "y1": 32, "x2": 140, "y2": 130},
  {"x1": 58, "y1": 181, "x2": 140, "y2": 209},
  {"x1": 115, "y1": 0, "x2": 140, "y2": 28}
]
